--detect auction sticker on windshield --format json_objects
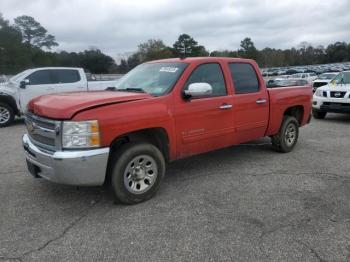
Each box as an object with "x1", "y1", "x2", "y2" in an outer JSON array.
[{"x1": 160, "y1": 67, "x2": 179, "y2": 73}]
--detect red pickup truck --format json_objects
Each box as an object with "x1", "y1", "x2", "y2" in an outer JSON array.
[{"x1": 23, "y1": 57, "x2": 312, "y2": 204}]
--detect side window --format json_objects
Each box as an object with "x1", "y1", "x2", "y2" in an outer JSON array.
[
  {"x1": 184, "y1": 63, "x2": 227, "y2": 97},
  {"x1": 27, "y1": 70, "x2": 53, "y2": 85},
  {"x1": 51, "y1": 69, "x2": 81, "y2": 84},
  {"x1": 229, "y1": 63, "x2": 259, "y2": 94}
]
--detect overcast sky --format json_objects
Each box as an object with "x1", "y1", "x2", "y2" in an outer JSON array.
[{"x1": 2, "y1": 0, "x2": 350, "y2": 60}]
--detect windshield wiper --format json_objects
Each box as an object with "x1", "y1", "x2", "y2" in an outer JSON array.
[{"x1": 115, "y1": 87, "x2": 145, "y2": 93}]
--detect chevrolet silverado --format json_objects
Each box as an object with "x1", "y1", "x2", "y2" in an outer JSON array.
[{"x1": 22, "y1": 57, "x2": 312, "y2": 204}]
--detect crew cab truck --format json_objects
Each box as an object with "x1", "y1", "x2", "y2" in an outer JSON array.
[
  {"x1": 0, "y1": 67, "x2": 117, "y2": 127},
  {"x1": 22, "y1": 58, "x2": 312, "y2": 204},
  {"x1": 312, "y1": 71, "x2": 350, "y2": 119}
]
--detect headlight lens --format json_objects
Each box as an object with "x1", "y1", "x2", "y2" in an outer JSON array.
[
  {"x1": 62, "y1": 120, "x2": 100, "y2": 149},
  {"x1": 315, "y1": 90, "x2": 323, "y2": 97}
]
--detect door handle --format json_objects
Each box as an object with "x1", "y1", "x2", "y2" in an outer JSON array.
[
  {"x1": 219, "y1": 104, "x2": 233, "y2": 110},
  {"x1": 256, "y1": 98, "x2": 267, "y2": 104}
]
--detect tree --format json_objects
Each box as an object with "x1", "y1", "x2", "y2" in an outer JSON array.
[
  {"x1": 14, "y1": 15, "x2": 58, "y2": 49},
  {"x1": 239, "y1": 37, "x2": 259, "y2": 60},
  {"x1": 173, "y1": 34, "x2": 208, "y2": 57},
  {"x1": 79, "y1": 49, "x2": 116, "y2": 73},
  {"x1": 137, "y1": 39, "x2": 173, "y2": 62},
  {"x1": 0, "y1": 13, "x2": 31, "y2": 73}
]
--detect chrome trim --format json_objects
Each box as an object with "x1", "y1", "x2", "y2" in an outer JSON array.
[
  {"x1": 23, "y1": 134, "x2": 110, "y2": 186},
  {"x1": 24, "y1": 112, "x2": 61, "y2": 151},
  {"x1": 256, "y1": 99, "x2": 267, "y2": 104},
  {"x1": 219, "y1": 104, "x2": 233, "y2": 110}
]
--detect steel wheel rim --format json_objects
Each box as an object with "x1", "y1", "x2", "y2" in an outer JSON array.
[
  {"x1": 0, "y1": 106, "x2": 10, "y2": 124},
  {"x1": 285, "y1": 123, "x2": 296, "y2": 146},
  {"x1": 123, "y1": 155, "x2": 158, "y2": 194}
]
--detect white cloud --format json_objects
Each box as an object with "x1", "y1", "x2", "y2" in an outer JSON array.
[{"x1": 2, "y1": 0, "x2": 350, "y2": 60}]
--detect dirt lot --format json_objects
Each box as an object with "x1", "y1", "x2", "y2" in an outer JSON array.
[{"x1": 1, "y1": 115, "x2": 350, "y2": 262}]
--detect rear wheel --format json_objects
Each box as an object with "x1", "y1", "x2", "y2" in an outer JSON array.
[
  {"x1": 271, "y1": 116, "x2": 299, "y2": 153},
  {"x1": 312, "y1": 109, "x2": 327, "y2": 119},
  {"x1": 0, "y1": 103, "x2": 14, "y2": 128},
  {"x1": 110, "y1": 142, "x2": 165, "y2": 204}
]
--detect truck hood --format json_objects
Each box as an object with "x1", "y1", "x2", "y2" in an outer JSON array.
[
  {"x1": 317, "y1": 83, "x2": 350, "y2": 92},
  {"x1": 28, "y1": 91, "x2": 153, "y2": 119}
]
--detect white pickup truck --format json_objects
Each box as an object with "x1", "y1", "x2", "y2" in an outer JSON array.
[
  {"x1": 0, "y1": 67, "x2": 118, "y2": 127},
  {"x1": 312, "y1": 71, "x2": 350, "y2": 119}
]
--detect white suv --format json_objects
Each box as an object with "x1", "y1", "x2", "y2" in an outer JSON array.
[{"x1": 312, "y1": 71, "x2": 350, "y2": 119}]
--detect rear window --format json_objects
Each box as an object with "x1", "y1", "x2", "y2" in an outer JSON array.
[
  {"x1": 229, "y1": 63, "x2": 259, "y2": 94},
  {"x1": 51, "y1": 69, "x2": 81, "y2": 84}
]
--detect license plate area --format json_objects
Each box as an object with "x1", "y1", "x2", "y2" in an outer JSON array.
[{"x1": 26, "y1": 159, "x2": 41, "y2": 178}]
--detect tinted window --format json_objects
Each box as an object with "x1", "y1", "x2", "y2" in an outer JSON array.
[
  {"x1": 51, "y1": 69, "x2": 81, "y2": 84},
  {"x1": 27, "y1": 70, "x2": 53, "y2": 85},
  {"x1": 229, "y1": 63, "x2": 259, "y2": 94},
  {"x1": 184, "y1": 63, "x2": 227, "y2": 96}
]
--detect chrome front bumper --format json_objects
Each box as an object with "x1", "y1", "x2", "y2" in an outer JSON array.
[{"x1": 23, "y1": 134, "x2": 110, "y2": 186}]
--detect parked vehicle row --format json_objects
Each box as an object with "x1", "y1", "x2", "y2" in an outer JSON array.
[
  {"x1": 0, "y1": 67, "x2": 118, "y2": 127},
  {"x1": 262, "y1": 62, "x2": 350, "y2": 77},
  {"x1": 22, "y1": 57, "x2": 312, "y2": 204}
]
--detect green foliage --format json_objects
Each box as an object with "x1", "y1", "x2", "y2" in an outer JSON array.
[
  {"x1": 173, "y1": 34, "x2": 209, "y2": 57},
  {"x1": 14, "y1": 15, "x2": 58, "y2": 49},
  {"x1": 0, "y1": 13, "x2": 116, "y2": 74}
]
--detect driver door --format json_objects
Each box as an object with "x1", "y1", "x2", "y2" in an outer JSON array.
[
  {"x1": 19, "y1": 70, "x2": 55, "y2": 112},
  {"x1": 174, "y1": 63, "x2": 235, "y2": 158}
]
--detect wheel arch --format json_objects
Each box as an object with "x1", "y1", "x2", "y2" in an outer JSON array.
[
  {"x1": 0, "y1": 93, "x2": 19, "y2": 116},
  {"x1": 283, "y1": 105, "x2": 304, "y2": 125},
  {"x1": 105, "y1": 127, "x2": 170, "y2": 184}
]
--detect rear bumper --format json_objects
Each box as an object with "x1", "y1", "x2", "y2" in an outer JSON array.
[{"x1": 22, "y1": 134, "x2": 110, "y2": 186}]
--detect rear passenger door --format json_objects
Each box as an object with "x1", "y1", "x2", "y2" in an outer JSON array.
[
  {"x1": 50, "y1": 69, "x2": 86, "y2": 93},
  {"x1": 229, "y1": 63, "x2": 269, "y2": 143}
]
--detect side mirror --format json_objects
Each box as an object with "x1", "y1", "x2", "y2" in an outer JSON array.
[
  {"x1": 184, "y1": 83, "x2": 212, "y2": 99},
  {"x1": 20, "y1": 79, "x2": 30, "y2": 89}
]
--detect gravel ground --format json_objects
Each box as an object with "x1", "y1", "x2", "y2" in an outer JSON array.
[{"x1": 0, "y1": 114, "x2": 350, "y2": 262}]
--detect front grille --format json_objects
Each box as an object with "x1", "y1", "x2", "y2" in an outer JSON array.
[
  {"x1": 25, "y1": 113, "x2": 60, "y2": 152},
  {"x1": 330, "y1": 91, "x2": 346, "y2": 98}
]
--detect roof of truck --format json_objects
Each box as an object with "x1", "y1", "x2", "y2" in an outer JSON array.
[{"x1": 148, "y1": 57, "x2": 256, "y2": 64}]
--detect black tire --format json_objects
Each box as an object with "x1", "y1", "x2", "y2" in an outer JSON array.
[
  {"x1": 0, "y1": 102, "x2": 15, "y2": 128},
  {"x1": 271, "y1": 116, "x2": 299, "y2": 153},
  {"x1": 312, "y1": 109, "x2": 327, "y2": 119},
  {"x1": 110, "y1": 142, "x2": 166, "y2": 205}
]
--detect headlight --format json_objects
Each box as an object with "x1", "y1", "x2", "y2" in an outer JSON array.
[
  {"x1": 62, "y1": 120, "x2": 100, "y2": 149},
  {"x1": 315, "y1": 90, "x2": 323, "y2": 97}
]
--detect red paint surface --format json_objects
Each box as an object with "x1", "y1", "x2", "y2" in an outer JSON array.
[{"x1": 29, "y1": 57, "x2": 312, "y2": 161}]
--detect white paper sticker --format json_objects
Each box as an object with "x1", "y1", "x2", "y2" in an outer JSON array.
[{"x1": 160, "y1": 67, "x2": 178, "y2": 73}]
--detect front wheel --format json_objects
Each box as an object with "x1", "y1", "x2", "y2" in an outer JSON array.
[
  {"x1": 271, "y1": 116, "x2": 299, "y2": 153},
  {"x1": 110, "y1": 142, "x2": 166, "y2": 204},
  {"x1": 312, "y1": 109, "x2": 327, "y2": 119},
  {"x1": 0, "y1": 103, "x2": 15, "y2": 128}
]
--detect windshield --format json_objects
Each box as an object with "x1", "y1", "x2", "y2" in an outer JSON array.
[
  {"x1": 9, "y1": 70, "x2": 30, "y2": 83},
  {"x1": 319, "y1": 73, "x2": 337, "y2": 80},
  {"x1": 331, "y1": 72, "x2": 350, "y2": 85},
  {"x1": 115, "y1": 62, "x2": 188, "y2": 96}
]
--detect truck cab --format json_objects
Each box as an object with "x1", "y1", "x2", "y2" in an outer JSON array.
[{"x1": 0, "y1": 67, "x2": 117, "y2": 127}]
